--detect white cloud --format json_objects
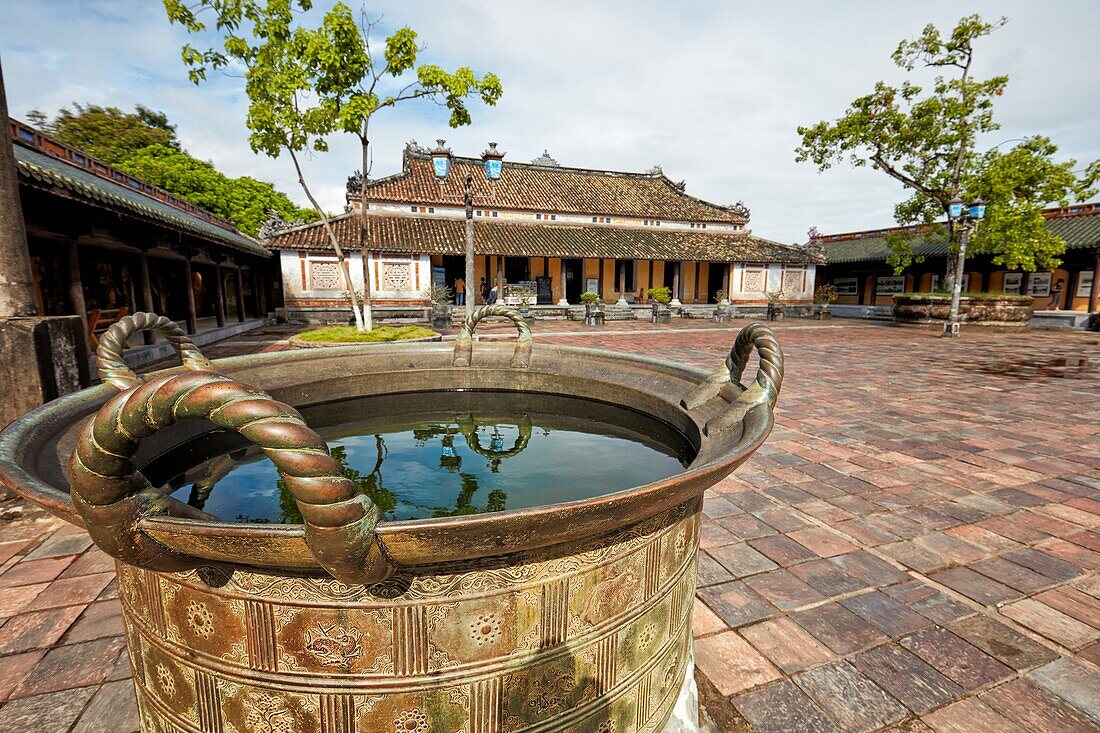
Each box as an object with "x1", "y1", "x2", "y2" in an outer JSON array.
[{"x1": 3, "y1": 0, "x2": 1098, "y2": 242}]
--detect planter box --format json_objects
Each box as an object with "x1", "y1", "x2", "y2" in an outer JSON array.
[
  {"x1": 584, "y1": 305, "x2": 605, "y2": 325},
  {"x1": 767, "y1": 303, "x2": 785, "y2": 321},
  {"x1": 651, "y1": 303, "x2": 672, "y2": 324},
  {"x1": 892, "y1": 294, "x2": 1034, "y2": 327},
  {"x1": 813, "y1": 304, "x2": 831, "y2": 320}
]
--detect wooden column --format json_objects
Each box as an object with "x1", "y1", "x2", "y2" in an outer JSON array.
[
  {"x1": 66, "y1": 239, "x2": 87, "y2": 333},
  {"x1": 212, "y1": 261, "x2": 226, "y2": 327},
  {"x1": 671, "y1": 263, "x2": 681, "y2": 304},
  {"x1": 137, "y1": 250, "x2": 155, "y2": 344},
  {"x1": 559, "y1": 259, "x2": 568, "y2": 305},
  {"x1": 1090, "y1": 250, "x2": 1100, "y2": 313},
  {"x1": 618, "y1": 262, "x2": 627, "y2": 303},
  {"x1": 234, "y1": 266, "x2": 246, "y2": 322},
  {"x1": 183, "y1": 258, "x2": 198, "y2": 334},
  {"x1": 496, "y1": 256, "x2": 504, "y2": 298}
]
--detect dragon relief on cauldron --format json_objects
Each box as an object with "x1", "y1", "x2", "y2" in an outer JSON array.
[{"x1": 304, "y1": 623, "x2": 362, "y2": 666}]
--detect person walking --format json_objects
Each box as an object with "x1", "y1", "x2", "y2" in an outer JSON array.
[{"x1": 454, "y1": 277, "x2": 465, "y2": 306}]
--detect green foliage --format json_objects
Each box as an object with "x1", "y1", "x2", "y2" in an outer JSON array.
[
  {"x1": 966, "y1": 136, "x2": 1099, "y2": 271},
  {"x1": 296, "y1": 325, "x2": 436, "y2": 343},
  {"x1": 813, "y1": 284, "x2": 838, "y2": 304},
  {"x1": 646, "y1": 287, "x2": 671, "y2": 304},
  {"x1": 713, "y1": 289, "x2": 727, "y2": 303},
  {"x1": 796, "y1": 14, "x2": 1099, "y2": 276},
  {"x1": 29, "y1": 103, "x2": 179, "y2": 166},
  {"x1": 164, "y1": 1, "x2": 504, "y2": 160},
  {"x1": 580, "y1": 291, "x2": 601, "y2": 306},
  {"x1": 117, "y1": 144, "x2": 314, "y2": 235}
]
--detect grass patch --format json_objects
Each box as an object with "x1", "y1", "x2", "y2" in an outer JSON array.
[{"x1": 296, "y1": 325, "x2": 436, "y2": 343}]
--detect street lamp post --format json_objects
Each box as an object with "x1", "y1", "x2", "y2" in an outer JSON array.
[
  {"x1": 432, "y1": 140, "x2": 505, "y2": 311},
  {"x1": 943, "y1": 197, "x2": 987, "y2": 337}
]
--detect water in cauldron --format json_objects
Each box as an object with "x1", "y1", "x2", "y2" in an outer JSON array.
[{"x1": 142, "y1": 391, "x2": 695, "y2": 523}]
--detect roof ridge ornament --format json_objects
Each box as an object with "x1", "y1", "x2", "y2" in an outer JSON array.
[
  {"x1": 531, "y1": 149, "x2": 560, "y2": 167},
  {"x1": 647, "y1": 164, "x2": 663, "y2": 175},
  {"x1": 258, "y1": 209, "x2": 307, "y2": 241},
  {"x1": 727, "y1": 200, "x2": 751, "y2": 218}
]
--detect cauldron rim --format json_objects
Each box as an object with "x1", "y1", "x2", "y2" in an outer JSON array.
[{"x1": 0, "y1": 339, "x2": 774, "y2": 573}]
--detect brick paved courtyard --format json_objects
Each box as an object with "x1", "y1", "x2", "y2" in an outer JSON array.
[{"x1": 0, "y1": 319, "x2": 1098, "y2": 732}]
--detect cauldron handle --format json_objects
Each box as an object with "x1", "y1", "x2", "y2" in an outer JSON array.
[
  {"x1": 453, "y1": 304, "x2": 533, "y2": 368},
  {"x1": 96, "y1": 312, "x2": 214, "y2": 390},
  {"x1": 681, "y1": 322, "x2": 783, "y2": 433},
  {"x1": 70, "y1": 336, "x2": 392, "y2": 584}
]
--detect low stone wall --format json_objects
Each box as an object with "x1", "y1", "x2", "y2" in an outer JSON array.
[{"x1": 893, "y1": 294, "x2": 1034, "y2": 327}]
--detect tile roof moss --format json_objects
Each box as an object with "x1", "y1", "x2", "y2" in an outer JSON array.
[{"x1": 266, "y1": 213, "x2": 821, "y2": 264}]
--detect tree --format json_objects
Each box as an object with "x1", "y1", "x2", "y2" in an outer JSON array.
[
  {"x1": 796, "y1": 14, "x2": 1098, "y2": 292},
  {"x1": 28, "y1": 103, "x2": 180, "y2": 166},
  {"x1": 118, "y1": 144, "x2": 315, "y2": 236},
  {"x1": 164, "y1": 1, "x2": 502, "y2": 331}
]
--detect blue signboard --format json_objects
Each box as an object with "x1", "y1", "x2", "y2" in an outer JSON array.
[
  {"x1": 484, "y1": 158, "x2": 502, "y2": 180},
  {"x1": 432, "y1": 156, "x2": 450, "y2": 178}
]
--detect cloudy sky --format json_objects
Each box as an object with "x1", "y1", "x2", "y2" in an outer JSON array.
[{"x1": 3, "y1": 0, "x2": 1098, "y2": 242}]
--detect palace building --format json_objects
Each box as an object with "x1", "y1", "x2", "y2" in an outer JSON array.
[
  {"x1": 263, "y1": 142, "x2": 822, "y2": 320},
  {"x1": 816, "y1": 203, "x2": 1100, "y2": 315},
  {"x1": 9, "y1": 119, "x2": 275, "y2": 354}
]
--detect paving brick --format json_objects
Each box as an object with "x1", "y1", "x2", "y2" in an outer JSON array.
[
  {"x1": 718, "y1": 513, "x2": 778, "y2": 540},
  {"x1": 708, "y1": 542, "x2": 777, "y2": 578},
  {"x1": 970, "y1": 556, "x2": 1055, "y2": 593},
  {"x1": 71, "y1": 679, "x2": 140, "y2": 733},
  {"x1": 999, "y1": 598, "x2": 1100, "y2": 650},
  {"x1": 0, "y1": 687, "x2": 97, "y2": 732},
  {"x1": 948, "y1": 615, "x2": 1059, "y2": 670},
  {"x1": 928, "y1": 567, "x2": 1021, "y2": 607},
  {"x1": 795, "y1": 661, "x2": 907, "y2": 733},
  {"x1": 695, "y1": 551, "x2": 734, "y2": 587},
  {"x1": 11, "y1": 636, "x2": 128, "y2": 698},
  {"x1": 1003, "y1": 547, "x2": 1086, "y2": 582},
  {"x1": 791, "y1": 603, "x2": 889, "y2": 656},
  {"x1": 732, "y1": 680, "x2": 839, "y2": 733},
  {"x1": 881, "y1": 540, "x2": 953, "y2": 573},
  {"x1": 22, "y1": 572, "x2": 114, "y2": 612},
  {"x1": 0, "y1": 557, "x2": 76, "y2": 588},
  {"x1": 692, "y1": 597, "x2": 727, "y2": 638},
  {"x1": 23, "y1": 532, "x2": 93, "y2": 560},
  {"x1": 698, "y1": 580, "x2": 777, "y2": 628},
  {"x1": 1026, "y1": 657, "x2": 1100, "y2": 724},
  {"x1": 881, "y1": 581, "x2": 975, "y2": 625},
  {"x1": 0, "y1": 649, "x2": 45, "y2": 702},
  {"x1": 787, "y1": 527, "x2": 857, "y2": 558},
  {"x1": 1031, "y1": 586, "x2": 1100, "y2": 628},
  {"x1": 58, "y1": 548, "x2": 115, "y2": 579},
  {"x1": 702, "y1": 495, "x2": 743, "y2": 519},
  {"x1": 0, "y1": 606, "x2": 85, "y2": 655},
  {"x1": 899, "y1": 627, "x2": 1012, "y2": 690},
  {"x1": 788, "y1": 558, "x2": 869, "y2": 597},
  {"x1": 0, "y1": 582, "x2": 48, "y2": 618},
  {"x1": 748, "y1": 534, "x2": 817, "y2": 566},
  {"x1": 829, "y1": 551, "x2": 908, "y2": 586},
  {"x1": 756, "y1": 508, "x2": 812, "y2": 533},
  {"x1": 980, "y1": 677, "x2": 1098, "y2": 732},
  {"x1": 699, "y1": 520, "x2": 739, "y2": 549},
  {"x1": 854, "y1": 644, "x2": 965, "y2": 715},
  {"x1": 60, "y1": 600, "x2": 126, "y2": 644},
  {"x1": 840, "y1": 592, "x2": 933, "y2": 638},
  {"x1": 694, "y1": 630, "x2": 781, "y2": 696},
  {"x1": 1034, "y1": 537, "x2": 1100, "y2": 570},
  {"x1": 921, "y1": 697, "x2": 1027, "y2": 733},
  {"x1": 744, "y1": 569, "x2": 827, "y2": 611},
  {"x1": 740, "y1": 617, "x2": 836, "y2": 674},
  {"x1": 943, "y1": 524, "x2": 1020, "y2": 554}
]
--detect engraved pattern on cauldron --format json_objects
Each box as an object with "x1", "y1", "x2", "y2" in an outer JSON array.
[{"x1": 116, "y1": 505, "x2": 699, "y2": 732}]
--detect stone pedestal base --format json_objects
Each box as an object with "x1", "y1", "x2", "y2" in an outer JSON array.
[
  {"x1": 0, "y1": 316, "x2": 89, "y2": 428},
  {"x1": 662, "y1": 649, "x2": 703, "y2": 732}
]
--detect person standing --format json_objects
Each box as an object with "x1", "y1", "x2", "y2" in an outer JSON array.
[
  {"x1": 454, "y1": 277, "x2": 465, "y2": 306},
  {"x1": 479, "y1": 277, "x2": 489, "y2": 304}
]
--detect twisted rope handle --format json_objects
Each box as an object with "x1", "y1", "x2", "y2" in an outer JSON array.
[
  {"x1": 96, "y1": 312, "x2": 214, "y2": 390},
  {"x1": 452, "y1": 305, "x2": 533, "y2": 368},
  {"x1": 68, "y1": 370, "x2": 393, "y2": 584},
  {"x1": 681, "y1": 322, "x2": 784, "y2": 433}
]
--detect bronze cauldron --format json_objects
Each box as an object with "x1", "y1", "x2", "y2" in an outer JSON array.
[{"x1": 0, "y1": 307, "x2": 783, "y2": 733}]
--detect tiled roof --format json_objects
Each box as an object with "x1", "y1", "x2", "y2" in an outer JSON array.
[
  {"x1": 12, "y1": 129, "x2": 268, "y2": 258},
  {"x1": 266, "y1": 213, "x2": 821, "y2": 264},
  {"x1": 357, "y1": 150, "x2": 749, "y2": 224},
  {"x1": 821, "y1": 203, "x2": 1100, "y2": 264}
]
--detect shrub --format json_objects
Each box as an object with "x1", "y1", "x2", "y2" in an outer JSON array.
[
  {"x1": 580, "y1": 291, "x2": 601, "y2": 306},
  {"x1": 714, "y1": 289, "x2": 728, "y2": 303},
  {"x1": 647, "y1": 287, "x2": 672, "y2": 304},
  {"x1": 814, "y1": 284, "x2": 838, "y2": 304}
]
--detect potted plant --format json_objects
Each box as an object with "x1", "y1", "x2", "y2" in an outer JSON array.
[
  {"x1": 712, "y1": 288, "x2": 731, "y2": 323},
  {"x1": 580, "y1": 291, "x2": 604, "y2": 325},
  {"x1": 515, "y1": 286, "x2": 536, "y2": 321},
  {"x1": 427, "y1": 284, "x2": 453, "y2": 329},
  {"x1": 648, "y1": 287, "x2": 672, "y2": 323},
  {"x1": 813, "y1": 284, "x2": 837, "y2": 319},
  {"x1": 766, "y1": 290, "x2": 785, "y2": 321}
]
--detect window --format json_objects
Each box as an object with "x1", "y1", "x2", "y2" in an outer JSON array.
[
  {"x1": 551, "y1": 214, "x2": 556, "y2": 220},
  {"x1": 701, "y1": 223, "x2": 707, "y2": 229},
  {"x1": 655, "y1": 220, "x2": 661, "y2": 226},
  {"x1": 492, "y1": 211, "x2": 499, "y2": 218},
  {"x1": 690, "y1": 223, "x2": 695, "y2": 229},
  {"x1": 428, "y1": 207, "x2": 435, "y2": 213},
  {"x1": 592, "y1": 216, "x2": 598, "y2": 223},
  {"x1": 476, "y1": 210, "x2": 483, "y2": 217},
  {"x1": 536, "y1": 213, "x2": 542, "y2": 220},
  {"x1": 410, "y1": 206, "x2": 417, "y2": 212}
]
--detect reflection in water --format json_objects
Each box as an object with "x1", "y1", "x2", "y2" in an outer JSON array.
[{"x1": 146, "y1": 394, "x2": 694, "y2": 525}]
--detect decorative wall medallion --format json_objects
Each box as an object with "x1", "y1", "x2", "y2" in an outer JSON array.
[
  {"x1": 393, "y1": 708, "x2": 429, "y2": 733},
  {"x1": 382, "y1": 263, "x2": 413, "y2": 291},
  {"x1": 310, "y1": 261, "x2": 342, "y2": 290},
  {"x1": 638, "y1": 622, "x2": 658, "y2": 652},
  {"x1": 305, "y1": 623, "x2": 362, "y2": 666},
  {"x1": 243, "y1": 691, "x2": 296, "y2": 733},
  {"x1": 186, "y1": 600, "x2": 215, "y2": 638}
]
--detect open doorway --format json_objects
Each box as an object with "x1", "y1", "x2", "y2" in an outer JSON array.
[
  {"x1": 663, "y1": 261, "x2": 680, "y2": 298},
  {"x1": 707, "y1": 262, "x2": 727, "y2": 304},
  {"x1": 564, "y1": 259, "x2": 583, "y2": 303}
]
